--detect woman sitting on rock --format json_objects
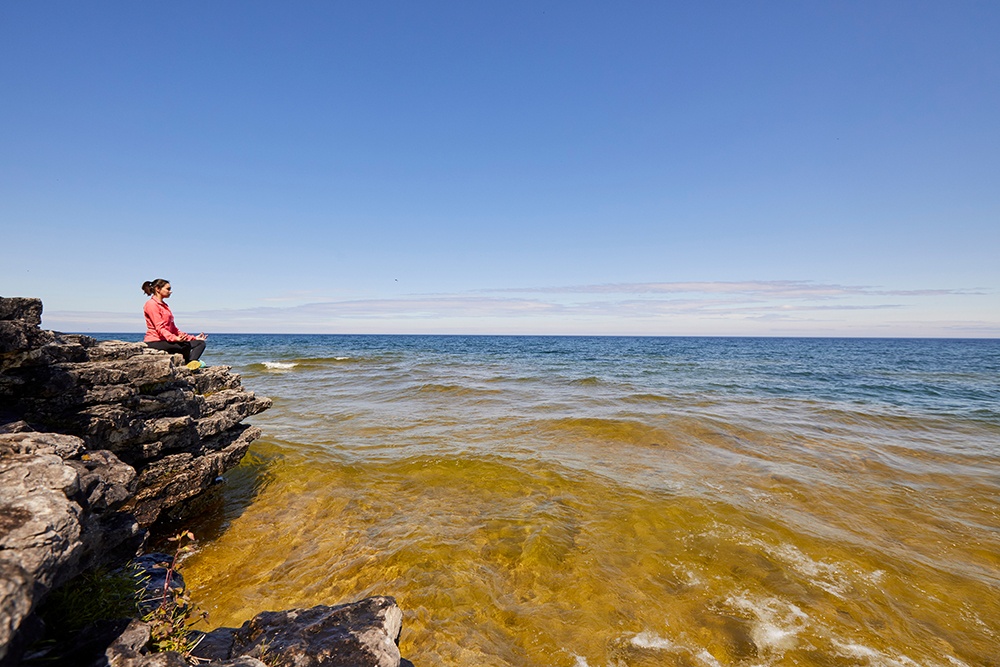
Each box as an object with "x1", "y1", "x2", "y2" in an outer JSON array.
[{"x1": 142, "y1": 279, "x2": 207, "y2": 369}]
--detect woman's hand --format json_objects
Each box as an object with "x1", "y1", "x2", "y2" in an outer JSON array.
[{"x1": 195, "y1": 333, "x2": 208, "y2": 341}]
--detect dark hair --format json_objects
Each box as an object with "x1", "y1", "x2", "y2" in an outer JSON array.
[{"x1": 142, "y1": 279, "x2": 170, "y2": 296}]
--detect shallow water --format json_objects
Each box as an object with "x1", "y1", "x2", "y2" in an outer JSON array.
[{"x1": 106, "y1": 335, "x2": 1000, "y2": 666}]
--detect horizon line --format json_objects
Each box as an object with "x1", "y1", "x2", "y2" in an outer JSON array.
[{"x1": 61, "y1": 330, "x2": 1000, "y2": 341}]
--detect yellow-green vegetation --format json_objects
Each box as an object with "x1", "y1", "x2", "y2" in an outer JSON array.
[
  {"x1": 39, "y1": 568, "x2": 139, "y2": 634},
  {"x1": 35, "y1": 530, "x2": 209, "y2": 664}
]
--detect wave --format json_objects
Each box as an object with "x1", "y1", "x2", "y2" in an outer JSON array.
[
  {"x1": 542, "y1": 416, "x2": 673, "y2": 446},
  {"x1": 284, "y1": 356, "x2": 355, "y2": 366},
  {"x1": 261, "y1": 361, "x2": 297, "y2": 371},
  {"x1": 810, "y1": 404, "x2": 995, "y2": 436},
  {"x1": 248, "y1": 356, "x2": 357, "y2": 372},
  {"x1": 622, "y1": 392, "x2": 675, "y2": 403},
  {"x1": 414, "y1": 383, "x2": 503, "y2": 397}
]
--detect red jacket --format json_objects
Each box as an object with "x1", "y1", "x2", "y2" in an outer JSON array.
[{"x1": 143, "y1": 299, "x2": 189, "y2": 342}]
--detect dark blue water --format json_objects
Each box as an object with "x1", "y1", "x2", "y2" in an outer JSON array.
[{"x1": 101, "y1": 334, "x2": 1000, "y2": 426}]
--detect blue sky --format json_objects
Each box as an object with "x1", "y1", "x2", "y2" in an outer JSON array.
[{"x1": 2, "y1": 1, "x2": 998, "y2": 336}]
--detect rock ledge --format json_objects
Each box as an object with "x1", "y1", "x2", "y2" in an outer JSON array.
[{"x1": 0, "y1": 297, "x2": 412, "y2": 666}]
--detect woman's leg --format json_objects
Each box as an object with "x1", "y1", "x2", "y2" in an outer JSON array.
[
  {"x1": 187, "y1": 339, "x2": 206, "y2": 362},
  {"x1": 146, "y1": 340, "x2": 194, "y2": 361}
]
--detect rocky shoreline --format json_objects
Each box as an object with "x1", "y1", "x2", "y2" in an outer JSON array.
[{"x1": 0, "y1": 297, "x2": 412, "y2": 667}]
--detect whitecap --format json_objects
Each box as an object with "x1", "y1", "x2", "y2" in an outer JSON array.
[{"x1": 262, "y1": 361, "x2": 297, "y2": 370}]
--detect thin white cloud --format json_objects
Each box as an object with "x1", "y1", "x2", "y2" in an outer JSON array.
[
  {"x1": 481, "y1": 280, "x2": 983, "y2": 298},
  {"x1": 40, "y1": 279, "x2": 997, "y2": 336},
  {"x1": 574, "y1": 299, "x2": 904, "y2": 317},
  {"x1": 203, "y1": 296, "x2": 564, "y2": 320},
  {"x1": 42, "y1": 310, "x2": 141, "y2": 326}
]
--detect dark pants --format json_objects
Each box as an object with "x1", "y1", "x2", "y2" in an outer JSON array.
[{"x1": 146, "y1": 339, "x2": 206, "y2": 362}]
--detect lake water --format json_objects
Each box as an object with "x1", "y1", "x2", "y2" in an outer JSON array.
[{"x1": 100, "y1": 334, "x2": 1000, "y2": 666}]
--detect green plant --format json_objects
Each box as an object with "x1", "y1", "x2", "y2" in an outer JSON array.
[
  {"x1": 142, "y1": 530, "x2": 208, "y2": 658},
  {"x1": 39, "y1": 568, "x2": 140, "y2": 634}
]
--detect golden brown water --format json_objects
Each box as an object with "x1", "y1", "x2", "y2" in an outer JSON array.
[{"x1": 168, "y1": 335, "x2": 999, "y2": 666}]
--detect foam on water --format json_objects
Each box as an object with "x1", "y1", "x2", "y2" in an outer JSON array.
[
  {"x1": 724, "y1": 593, "x2": 809, "y2": 653},
  {"x1": 747, "y1": 535, "x2": 853, "y2": 597},
  {"x1": 623, "y1": 630, "x2": 728, "y2": 667},
  {"x1": 694, "y1": 650, "x2": 724, "y2": 667},
  {"x1": 628, "y1": 632, "x2": 677, "y2": 650},
  {"x1": 829, "y1": 640, "x2": 941, "y2": 667}
]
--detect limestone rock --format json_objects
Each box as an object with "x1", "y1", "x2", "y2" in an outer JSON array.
[
  {"x1": 85, "y1": 340, "x2": 153, "y2": 363},
  {"x1": 0, "y1": 562, "x2": 33, "y2": 665},
  {"x1": 0, "y1": 431, "x2": 86, "y2": 459},
  {"x1": 0, "y1": 451, "x2": 83, "y2": 664},
  {"x1": 102, "y1": 618, "x2": 152, "y2": 666},
  {"x1": 192, "y1": 366, "x2": 242, "y2": 395},
  {"x1": 107, "y1": 650, "x2": 192, "y2": 667},
  {"x1": 0, "y1": 420, "x2": 33, "y2": 434},
  {"x1": 196, "y1": 391, "x2": 272, "y2": 439},
  {"x1": 123, "y1": 424, "x2": 261, "y2": 526},
  {"x1": 0, "y1": 298, "x2": 48, "y2": 360},
  {"x1": 77, "y1": 510, "x2": 144, "y2": 575},
  {"x1": 104, "y1": 619, "x2": 268, "y2": 667},
  {"x1": 0, "y1": 298, "x2": 42, "y2": 325},
  {"x1": 0, "y1": 306, "x2": 268, "y2": 657},
  {"x1": 67, "y1": 449, "x2": 138, "y2": 512},
  {"x1": 0, "y1": 452, "x2": 83, "y2": 587},
  {"x1": 0, "y1": 321, "x2": 54, "y2": 357},
  {"x1": 189, "y1": 627, "x2": 239, "y2": 662},
  {"x1": 0, "y1": 434, "x2": 143, "y2": 663},
  {"x1": 195, "y1": 597, "x2": 406, "y2": 667}
]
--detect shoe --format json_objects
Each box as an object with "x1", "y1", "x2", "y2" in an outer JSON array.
[{"x1": 186, "y1": 360, "x2": 201, "y2": 370}]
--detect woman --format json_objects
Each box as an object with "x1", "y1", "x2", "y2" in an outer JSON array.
[{"x1": 142, "y1": 279, "x2": 207, "y2": 368}]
